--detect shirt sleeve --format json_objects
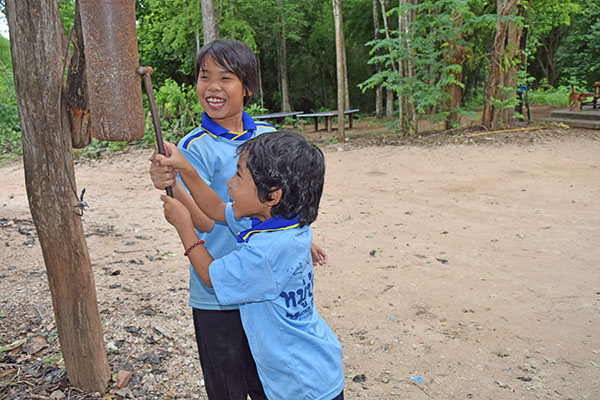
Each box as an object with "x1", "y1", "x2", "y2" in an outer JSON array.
[
  {"x1": 209, "y1": 243, "x2": 281, "y2": 305},
  {"x1": 178, "y1": 137, "x2": 212, "y2": 188}
]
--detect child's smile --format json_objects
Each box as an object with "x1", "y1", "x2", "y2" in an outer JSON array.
[
  {"x1": 227, "y1": 153, "x2": 273, "y2": 222},
  {"x1": 196, "y1": 56, "x2": 247, "y2": 132}
]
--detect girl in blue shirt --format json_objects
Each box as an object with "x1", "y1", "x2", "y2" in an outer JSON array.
[
  {"x1": 149, "y1": 40, "x2": 327, "y2": 399},
  {"x1": 157, "y1": 131, "x2": 344, "y2": 400}
]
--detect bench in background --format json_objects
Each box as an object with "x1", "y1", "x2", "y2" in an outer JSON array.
[
  {"x1": 254, "y1": 111, "x2": 304, "y2": 125},
  {"x1": 297, "y1": 109, "x2": 360, "y2": 132}
]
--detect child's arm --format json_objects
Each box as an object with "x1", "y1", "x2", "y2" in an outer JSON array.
[
  {"x1": 161, "y1": 194, "x2": 214, "y2": 287},
  {"x1": 155, "y1": 142, "x2": 227, "y2": 223},
  {"x1": 149, "y1": 149, "x2": 215, "y2": 232}
]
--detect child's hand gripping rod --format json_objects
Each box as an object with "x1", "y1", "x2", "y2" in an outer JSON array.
[{"x1": 137, "y1": 66, "x2": 173, "y2": 197}]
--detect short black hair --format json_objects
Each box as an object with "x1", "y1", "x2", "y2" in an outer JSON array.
[
  {"x1": 237, "y1": 131, "x2": 325, "y2": 227},
  {"x1": 195, "y1": 39, "x2": 258, "y2": 106}
]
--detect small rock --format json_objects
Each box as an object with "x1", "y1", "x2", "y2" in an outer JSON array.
[
  {"x1": 23, "y1": 336, "x2": 48, "y2": 355},
  {"x1": 142, "y1": 373, "x2": 155, "y2": 391},
  {"x1": 117, "y1": 370, "x2": 132, "y2": 389},
  {"x1": 106, "y1": 341, "x2": 118, "y2": 352},
  {"x1": 352, "y1": 374, "x2": 367, "y2": 383},
  {"x1": 544, "y1": 357, "x2": 557, "y2": 364},
  {"x1": 50, "y1": 390, "x2": 65, "y2": 400}
]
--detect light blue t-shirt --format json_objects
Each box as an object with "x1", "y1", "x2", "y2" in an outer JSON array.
[
  {"x1": 177, "y1": 112, "x2": 276, "y2": 310},
  {"x1": 208, "y1": 203, "x2": 344, "y2": 399}
]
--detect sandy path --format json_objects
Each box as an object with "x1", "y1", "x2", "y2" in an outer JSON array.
[{"x1": 1, "y1": 137, "x2": 599, "y2": 399}]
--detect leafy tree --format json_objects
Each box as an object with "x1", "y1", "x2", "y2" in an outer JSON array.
[
  {"x1": 361, "y1": 0, "x2": 495, "y2": 133},
  {"x1": 525, "y1": 0, "x2": 579, "y2": 87},
  {"x1": 555, "y1": 0, "x2": 599, "y2": 89},
  {"x1": 0, "y1": 34, "x2": 20, "y2": 155}
]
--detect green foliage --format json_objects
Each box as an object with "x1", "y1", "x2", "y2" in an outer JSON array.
[
  {"x1": 136, "y1": 0, "x2": 199, "y2": 88},
  {"x1": 527, "y1": 80, "x2": 573, "y2": 106},
  {"x1": 154, "y1": 78, "x2": 203, "y2": 139},
  {"x1": 556, "y1": 0, "x2": 600, "y2": 89},
  {"x1": 360, "y1": 0, "x2": 494, "y2": 132},
  {"x1": 58, "y1": 0, "x2": 76, "y2": 36},
  {"x1": 0, "y1": 35, "x2": 20, "y2": 158},
  {"x1": 245, "y1": 102, "x2": 268, "y2": 117}
]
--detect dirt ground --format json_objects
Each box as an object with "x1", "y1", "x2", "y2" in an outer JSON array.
[{"x1": 1, "y1": 118, "x2": 600, "y2": 399}]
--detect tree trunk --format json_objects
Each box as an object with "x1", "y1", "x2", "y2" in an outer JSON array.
[
  {"x1": 379, "y1": 0, "x2": 395, "y2": 118},
  {"x1": 386, "y1": 89, "x2": 394, "y2": 117},
  {"x1": 397, "y1": 0, "x2": 406, "y2": 129},
  {"x1": 201, "y1": 0, "x2": 219, "y2": 45},
  {"x1": 482, "y1": 0, "x2": 519, "y2": 129},
  {"x1": 406, "y1": 0, "x2": 417, "y2": 133},
  {"x1": 257, "y1": 55, "x2": 265, "y2": 109},
  {"x1": 277, "y1": 0, "x2": 292, "y2": 112},
  {"x1": 343, "y1": 39, "x2": 350, "y2": 110},
  {"x1": 372, "y1": 0, "x2": 383, "y2": 118},
  {"x1": 444, "y1": 16, "x2": 465, "y2": 130},
  {"x1": 5, "y1": 0, "x2": 109, "y2": 392},
  {"x1": 333, "y1": 0, "x2": 345, "y2": 141},
  {"x1": 501, "y1": 11, "x2": 523, "y2": 125}
]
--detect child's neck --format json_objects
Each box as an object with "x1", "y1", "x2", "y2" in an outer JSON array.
[{"x1": 212, "y1": 112, "x2": 245, "y2": 133}]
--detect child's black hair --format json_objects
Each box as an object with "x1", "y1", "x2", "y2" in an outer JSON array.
[
  {"x1": 237, "y1": 131, "x2": 325, "y2": 227},
  {"x1": 195, "y1": 39, "x2": 258, "y2": 106}
]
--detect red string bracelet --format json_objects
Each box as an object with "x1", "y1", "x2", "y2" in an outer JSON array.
[{"x1": 184, "y1": 240, "x2": 205, "y2": 256}]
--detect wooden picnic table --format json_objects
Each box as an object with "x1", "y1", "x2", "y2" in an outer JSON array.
[
  {"x1": 297, "y1": 109, "x2": 360, "y2": 132},
  {"x1": 582, "y1": 82, "x2": 600, "y2": 109},
  {"x1": 253, "y1": 111, "x2": 304, "y2": 125}
]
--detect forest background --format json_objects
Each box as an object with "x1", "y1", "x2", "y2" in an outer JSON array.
[{"x1": 0, "y1": 0, "x2": 599, "y2": 157}]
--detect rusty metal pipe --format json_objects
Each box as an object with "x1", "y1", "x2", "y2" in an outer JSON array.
[
  {"x1": 79, "y1": 0, "x2": 144, "y2": 141},
  {"x1": 137, "y1": 66, "x2": 173, "y2": 198}
]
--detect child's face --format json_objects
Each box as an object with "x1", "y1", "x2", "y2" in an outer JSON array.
[
  {"x1": 196, "y1": 56, "x2": 247, "y2": 132},
  {"x1": 227, "y1": 152, "x2": 272, "y2": 222}
]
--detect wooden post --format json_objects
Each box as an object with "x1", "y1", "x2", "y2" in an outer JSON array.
[
  {"x1": 5, "y1": 0, "x2": 110, "y2": 392},
  {"x1": 201, "y1": 0, "x2": 219, "y2": 44},
  {"x1": 333, "y1": 0, "x2": 345, "y2": 142}
]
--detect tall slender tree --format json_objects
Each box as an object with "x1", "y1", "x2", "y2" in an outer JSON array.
[
  {"x1": 201, "y1": 0, "x2": 219, "y2": 44},
  {"x1": 372, "y1": 0, "x2": 383, "y2": 118},
  {"x1": 333, "y1": 0, "x2": 345, "y2": 141},
  {"x1": 277, "y1": 0, "x2": 292, "y2": 112}
]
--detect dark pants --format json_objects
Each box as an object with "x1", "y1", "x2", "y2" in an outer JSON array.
[
  {"x1": 331, "y1": 390, "x2": 344, "y2": 400},
  {"x1": 193, "y1": 308, "x2": 267, "y2": 400}
]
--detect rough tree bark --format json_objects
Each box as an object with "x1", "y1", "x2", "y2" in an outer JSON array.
[
  {"x1": 201, "y1": 0, "x2": 219, "y2": 45},
  {"x1": 444, "y1": 13, "x2": 466, "y2": 130},
  {"x1": 333, "y1": 0, "x2": 345, "y2": 141},
  {"x1": 481, "y1": 0, "x2": 519, "y2": 129},
  {"x1": 5, "y1": 0, "x2": 110, "y2": 392},
  {"x1": 501, "y1": 8, "x2": 524, "y2": 125}
]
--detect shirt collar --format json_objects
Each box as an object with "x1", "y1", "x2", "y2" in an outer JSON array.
[
  {"x1": 237, "y1": 215, "x2": 300, "y2": 243},
  {"x1": 201, "y1": 111, "x2": 256, "y2": 141}
]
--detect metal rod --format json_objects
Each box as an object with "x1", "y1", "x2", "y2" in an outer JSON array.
[{"x1": 137, "y1": 66, "x2": 173, "y2": 197}]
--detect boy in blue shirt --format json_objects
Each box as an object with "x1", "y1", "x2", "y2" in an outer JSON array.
[
  {"x1": 157, "y1": 131, "x2": 344, "y2": 400},
  {"x1": 149, "y1": 39, "x2": 327, "y2": 399},
  {"x1": 149, "y1": 39, "x2": 273, "y2": 399}
]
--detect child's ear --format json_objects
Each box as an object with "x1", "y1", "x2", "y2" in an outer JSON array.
[
  {"x1": 266, "y1": 189, "x2": 282, "y2": 207},
  {"x1": 245, "y1": 87, "x2": 253, "y2": 97}
]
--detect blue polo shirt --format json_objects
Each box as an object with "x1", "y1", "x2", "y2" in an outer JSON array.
[
  {"x1": 177, "y1": 112, "x2": 276, "y2": 310},
  {"x1": 209, "y1": 204, "x2": 345, "y2": 399}
]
